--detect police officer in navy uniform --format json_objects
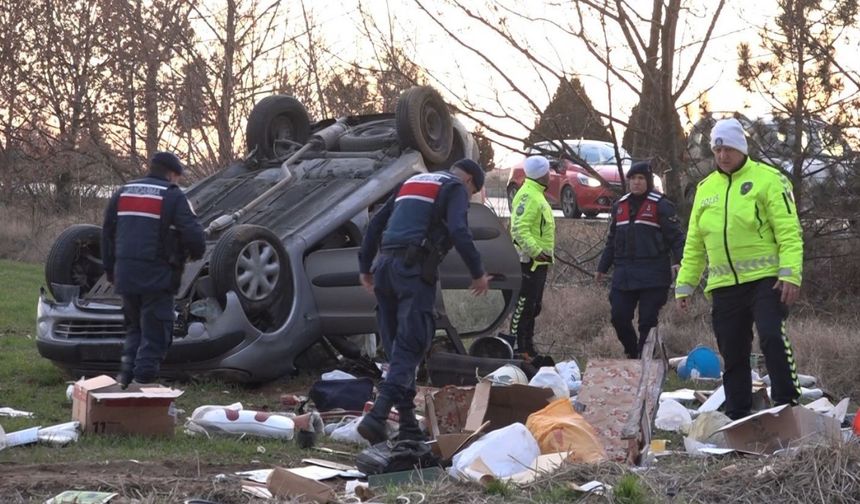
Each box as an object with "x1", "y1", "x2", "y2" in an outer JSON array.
[
  {"x1": 357, "y1": 159, "x2": 492, "y2": 444},
  {"x1": 596, "y1": 161, "x2": 685, "y2": 358},
  {"x1": 102, "y1": 152, "x2": 205, "y2": 387}
]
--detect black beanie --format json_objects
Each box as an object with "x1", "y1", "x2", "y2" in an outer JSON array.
[{"x1": 626, "y1": 161, "x2": 653, "y2": 190}]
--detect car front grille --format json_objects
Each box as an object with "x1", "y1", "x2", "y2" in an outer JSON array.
[{"x1": 54, "y1": 320, "x2": 126, "y2": 339}]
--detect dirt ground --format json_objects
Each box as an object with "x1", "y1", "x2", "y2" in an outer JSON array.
[{"x1": 0, "y1": 459, "x2": 267, "y2": 503}]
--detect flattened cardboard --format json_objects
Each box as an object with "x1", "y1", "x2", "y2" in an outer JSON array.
[
  {"x1": 715, "y1": 405, "x2": 841, "y2": 454},
  {"x1": 267, "y1": 467, "x2": 336, "y2": 503},
  {"x1": 72, "y1": 375, "x2": 182, "y2": 437},
  {"x1": 464, "y1": 382, "x2": 553, "y2": 432}
]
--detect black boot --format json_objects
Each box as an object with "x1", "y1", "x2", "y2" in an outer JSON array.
[
  {"x1": 358, "y1": 395, "x2": 392, "y2": 445},
  {"x1": 396, "y1": 406, "x2": 427, "y2": 442},
  {"x1": 116, "y1": 356, "x2": 133, "y2": 390}
]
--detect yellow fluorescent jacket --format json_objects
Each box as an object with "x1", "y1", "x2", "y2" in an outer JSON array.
[
  {"x1": 675, "y1": 157, "x2": 803, "y2": 297},
  {"x1": 511, "y1": 178, "x2": 556, "y2": 268}
]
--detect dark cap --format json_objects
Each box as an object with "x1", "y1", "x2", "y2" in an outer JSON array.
[
  {"x1": 626, "y1": 160, "x2": 654, "y2": 189},
  {"x1": 452, "y1": 158, "x2": 485, "y2": 192},
  {"x1": 151, "y1": 151, "x2": 185, "y2": 175}
]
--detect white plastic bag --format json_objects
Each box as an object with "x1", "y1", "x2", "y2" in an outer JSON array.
[
  {"x1": 655, "y1": 399, "x2": 693, "y2": 433},
  {"x1": 185, "y1": 402, "x2": 295, "y2": 440},
  {"x1": 528, "y1": 366, "x2": 569, "y2": 400},
  {"x1": 321, "y1": 370, "x2": 357, "y2": 381},
  {"x1": 449, "y1": 423, "x2": 540, "y2": 481},
  {"x1": 329, "y1": 416, "x2": 371, "y2": 447},
  {"x1": 554, "y1": 360, "x2": 582, "y2": 395}
]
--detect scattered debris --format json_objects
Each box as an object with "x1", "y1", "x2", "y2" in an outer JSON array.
[
  {"x1": 44, "y1": 491, "x2": 118, "y2": 503},
  {"x1": 267, "y1": 466, "x2": 337, "y2": 503},
  {"x1": 0, "y1": 407, "x2": 34, "y2": 418},
  {"x1": 184, "y1": 402, "x2": 295, "y2": 440},
  {"x1": 655, "y1": 399, "x2": 692, "y2": 433},
  {"x1": 525, "y1": 397, "x2": 606, "y2": 462},
  {"x1": 715, "y1": 404, "x2": 841, "y2": 455}
]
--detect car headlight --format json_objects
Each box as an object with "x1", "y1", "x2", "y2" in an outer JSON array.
[{"x1": 577, "y1": 173, "x2": 602, "y2": 187}]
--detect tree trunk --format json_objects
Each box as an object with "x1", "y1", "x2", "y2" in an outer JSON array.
[{"x1": 218, "y1": 0, "x2": 236, "y2": 164}]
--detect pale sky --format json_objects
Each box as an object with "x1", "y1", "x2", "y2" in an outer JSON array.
[{"x1": 297, "y1": 0, "x2": 856, "y2": 164}]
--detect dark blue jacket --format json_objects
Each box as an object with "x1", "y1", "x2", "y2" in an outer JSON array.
[
  {"x1": 597, "y1": 191, "x2": 685, "y2": 290},
  {"x1": 359, "y1": 171, "x2": 484, "y2": 279},
  {"x1": 102, "y1": 174, "x2": 205, "y2": 294}
]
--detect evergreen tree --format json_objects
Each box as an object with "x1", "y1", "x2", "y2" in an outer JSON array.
[{"x1": 526, "y1": 78, "x2": 610, "y2": 146}]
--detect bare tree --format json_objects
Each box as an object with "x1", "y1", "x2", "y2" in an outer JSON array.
[
  {"x1": 403, "y1": 0, "x2": 725, "y2": 208},
  {"x1": 179, "y1": 0, "x2": 286, "y2": 169}
]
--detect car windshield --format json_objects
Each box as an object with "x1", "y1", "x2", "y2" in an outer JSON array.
[{"x1": 528, "y1": 140, "x2": 628, "y2": 165}]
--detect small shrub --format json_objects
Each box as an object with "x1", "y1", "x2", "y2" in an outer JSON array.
[
  {"x1": 483, "y1": 478, "x2": 516, "y2": 497},
  {"x1": 613, "y1": 473, "x2": 652, "y2": 504}
]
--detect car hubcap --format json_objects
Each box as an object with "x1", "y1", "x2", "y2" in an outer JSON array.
[
  {"x1": 421, "y1": 104, "x2": 444, "y2": 150},
  {"x1": 563, "y1": 191, "x2": 574, "y2": 214},
  {"x1": 235, "y1": 240, "x2": 280, "y2": 301},
  {"x1": 271, "y1": 115, "x2": 295, "y2": 143}
]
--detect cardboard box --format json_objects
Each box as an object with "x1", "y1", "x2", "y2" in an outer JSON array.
[
  {"x1": 464, "y1": 382, "x2": 554, "y2": 433},
  {"x1": 267, "y1": 467, "x2": 336, "y2": 503},
  {"x1": 72, "y1": 375, "x2": 183, "y2": 437},
  {"x1": 715, "y1": 404, "x2": 841, "y2": 454},
  {"x1": 425, "y1": 382, "x2": 552, "y2": 461}
]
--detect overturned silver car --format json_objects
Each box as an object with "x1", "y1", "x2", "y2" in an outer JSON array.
[{"x1": 36, "y1": 87, "x2": 522, "y2": 383}]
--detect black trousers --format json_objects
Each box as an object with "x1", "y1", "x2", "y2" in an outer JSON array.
[
  {"x1": 711, "y1": 277, "x2": 801, "y2": 420},
  {"x1": 510, "y1": 262, "x2": 548, "y2": 355},
  {"x1": 121, "y1": 292, "x2": 174, "y2": 383},
  {"x1": 609, "y1": 287, "x2": 668, "y2": 358}
]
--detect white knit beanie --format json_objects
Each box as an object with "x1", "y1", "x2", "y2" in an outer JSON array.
[
  {"x1": 524, "y1": 155, "x2": 550, "y2": 179},
  {"x1": 710, "y1": 118, "x2": 748, "y2": 155}
]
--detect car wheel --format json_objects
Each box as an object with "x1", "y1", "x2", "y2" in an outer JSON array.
[
  {"x1": 246, "y1": 95, "x2": 311, "y2": 159},
  {"x1": 561, "y1": 186, "x2": 582, "y2": 218},
  {"x1": 584, "y1": 211, "x2": 599, "y2": 219},
  {"x1": 395, "y1": 86, "x2": 453, "y2": 165},
  {"x1": 338, "y1": 121, "x2": 397, "y2": 151},
  {"x1": 45, "y1": 224, "x2": 103, "y2": 299},
  {"x1": 210, "y1": 224, "x2": 292, "y2": 315},
  {"x1": 507, "y1": 185, "x2": 519, "y2": 211}
]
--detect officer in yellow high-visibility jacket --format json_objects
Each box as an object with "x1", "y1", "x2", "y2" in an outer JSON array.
[
  {"x1": 508, "y1": 155, "x2": 556, "y2": 356},
  {"x1": 676, "y1": 118, "x2": 803, "y2": 420}
]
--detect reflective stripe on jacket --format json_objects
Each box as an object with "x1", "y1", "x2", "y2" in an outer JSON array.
[
  {"x1": 510, "y1": 178, "x2": 555, "y2": 268},
  {"x1": 675, "y1": 157, "x2": 803, "y2": 297},
  {"x1": 598, "y1": 191, "x2": 685, "y2": 290}
]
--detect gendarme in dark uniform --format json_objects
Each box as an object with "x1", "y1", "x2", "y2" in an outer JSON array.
[
  {"x1": 597, "y1": 161, "x2": 685, "y2": 358},
  {"x1": 356, "y1": 159, "x2": 491, "y2": 445},
  {"x1": 102, "y1": 152, "x2": 205, "y2": 386}
]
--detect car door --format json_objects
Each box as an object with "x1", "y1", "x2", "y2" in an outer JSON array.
[{"x1": 303, "y1": 203, "x2": 521, "y2": 342}]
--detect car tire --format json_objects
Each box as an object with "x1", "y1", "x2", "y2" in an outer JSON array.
[
  {"x1": 246, "y1": 95, "x2": 311, "y2": 159},
  {"x1": 45, "y1": 224, "x2": 103, "y2": 299},
  {"x1": 561, "y1": 186, "x2": 582, "y2": 218},
  {"x1": 395, "y1": 86, "x2": 453, "y2": 165},
  {"x1": 210, "y1": 224, "x2": 292, "y2": 316},
  {"x1": 507, "y1": 185, "x2": 519, "y2": 211},
  {"x1": 338, "y1": 121, "x2": 397, "y2": 151}
]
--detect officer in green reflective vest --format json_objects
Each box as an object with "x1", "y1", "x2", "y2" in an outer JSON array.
[
  {"x1": 676, "y1": 118, "x2": 804, "y2": 420},
  {"x1": 509, "y1": 155, "x2": 556, "y2": 357}
]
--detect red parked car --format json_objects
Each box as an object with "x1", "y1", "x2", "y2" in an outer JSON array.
[{"x1": 506, "y1": 140, "x2": 662, "y2": 218}]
